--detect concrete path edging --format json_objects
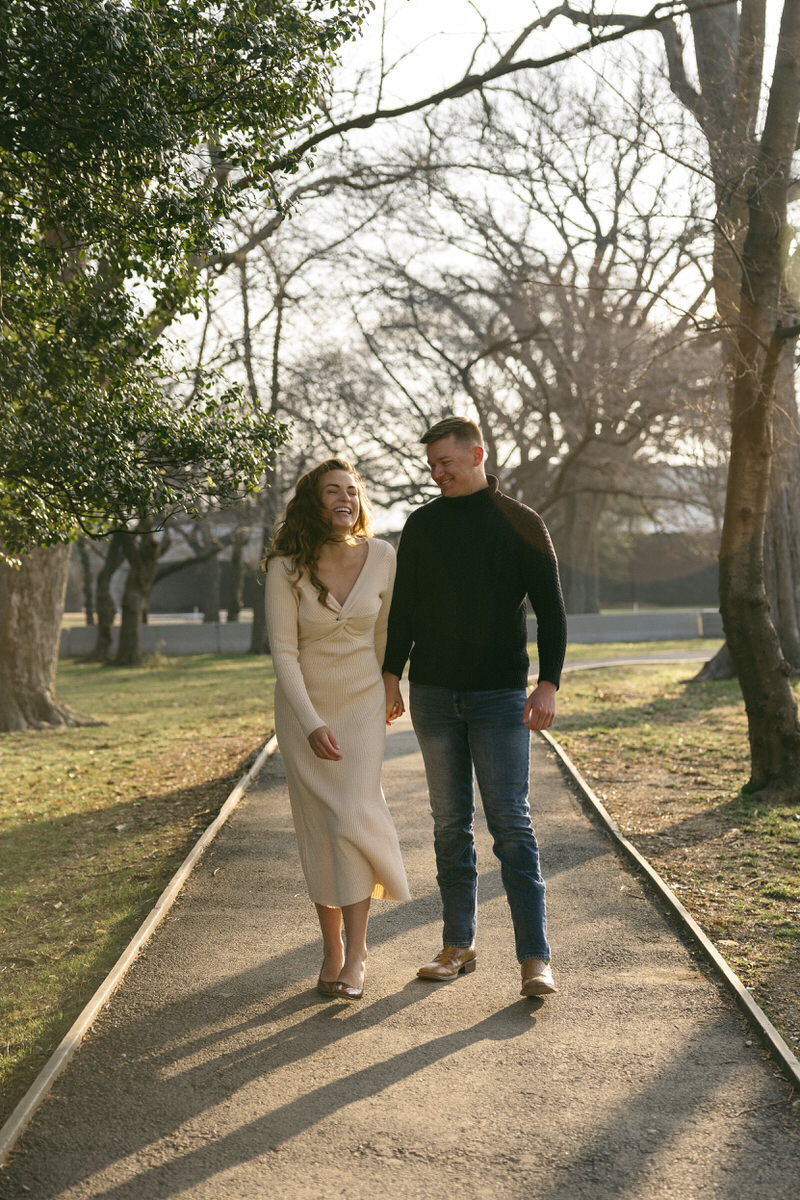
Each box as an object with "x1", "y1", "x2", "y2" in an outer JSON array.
[
  {"x1": 0, "y1": 735, "x2": 279, "y2": 1168},
  {"x1": 542, "y1": 729, "x2": 800, "y2": 1091}
]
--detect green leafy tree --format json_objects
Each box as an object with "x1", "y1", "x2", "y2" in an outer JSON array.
[
  {"x1": 0, "y1": 0, "x2": 371, "y2": 553},
  {"x1": 0, "y1": 0, "x2": 370, "y2": 728}
]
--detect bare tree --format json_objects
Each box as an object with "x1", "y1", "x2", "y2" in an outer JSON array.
[
  {"x1": 553, "y1": 2, "x2": 800, "y2": 797},
  {"x1": 0, "y1": 548, "x2": 98, "y2": 729},
  {"x1": 711, "y1": 4, "x2": 800, "y2": 798},
  {"x1": 654, "y1": 0, "x2": 800, "y2": 675},
  {"x1": 337, "y1": 75, "x2": 721, "y2": 609}
]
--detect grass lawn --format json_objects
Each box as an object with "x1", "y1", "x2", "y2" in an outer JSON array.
[{"x1": 0, "y1": 655, "x2": 275, "y2": 1127}]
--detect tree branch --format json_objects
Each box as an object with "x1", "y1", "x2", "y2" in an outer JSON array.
[{"x1": 261, "y1": 1, "x2": 736, "y2": 177}]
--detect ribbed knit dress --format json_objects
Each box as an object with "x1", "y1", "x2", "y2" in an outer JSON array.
[{"x1": 264, "y1": 538, "x2": 410, "y2": 908}]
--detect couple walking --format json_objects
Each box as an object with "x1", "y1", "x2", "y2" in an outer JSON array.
[{"x1": 264, "y1": 416, "x2": 567, "y2": 1002}]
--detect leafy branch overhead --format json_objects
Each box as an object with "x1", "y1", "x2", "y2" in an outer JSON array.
[
  {"x1": 0, "y1": 383, "x2": 289, "y2": 553},
  {"x1": 0, "y1": 0, "x2": 373, "y2": 553}
]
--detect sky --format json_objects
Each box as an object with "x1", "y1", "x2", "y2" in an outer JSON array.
[
  {"x1": 337, "y1": 0, "x2": 666, "y2": 101},
  {"x1": 337, "y1": 0, "x2": 783, "y2": 121}
]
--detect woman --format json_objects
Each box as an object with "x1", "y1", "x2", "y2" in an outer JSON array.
[{"x1": 264, "y1": 458, "x2": 410, "y2": 1000}]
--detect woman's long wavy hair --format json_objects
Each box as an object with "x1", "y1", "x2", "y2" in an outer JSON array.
[{"x1": 264, "y1": 458, "x2": 373, "y2": 606}]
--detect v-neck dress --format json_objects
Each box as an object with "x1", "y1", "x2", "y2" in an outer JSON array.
[{"x1": 264, "y1": 538, "x2": 410, "y2": 907}]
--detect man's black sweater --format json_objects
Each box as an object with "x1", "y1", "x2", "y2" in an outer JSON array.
[{"x1": 383, "y1": 476, "x2": 567, "y2": 691}]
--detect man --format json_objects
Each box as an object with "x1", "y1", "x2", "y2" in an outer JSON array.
[{"x1": 382, "y1": 416, "x2": 567, "y2": 997}]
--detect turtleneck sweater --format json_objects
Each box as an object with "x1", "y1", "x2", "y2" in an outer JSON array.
[{"x1": 383, "y1": 476, "x2": 567, "y2": 691}]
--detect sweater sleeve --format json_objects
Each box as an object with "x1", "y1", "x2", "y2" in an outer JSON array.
[
  {"x1": 382, "y1": 518, "x2": 417, "y2": 677},
  {"x1": 264, "y1": 558, "x2": 326, "y2": 737},
  {"x1": 521, "y1": 515, "x2": 567, "y2": 689},
  {"x1": 373, "y1": 541, "x2": 396, "y2": 668}
]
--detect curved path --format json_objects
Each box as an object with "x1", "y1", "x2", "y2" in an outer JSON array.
[{"x1": 1, "y1": 706, "x2": 798, "y2": 1198}]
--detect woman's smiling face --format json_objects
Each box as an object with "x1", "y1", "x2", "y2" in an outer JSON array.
[{"x1": 319, "y1": 469, "x2": 360, "y2": 534}]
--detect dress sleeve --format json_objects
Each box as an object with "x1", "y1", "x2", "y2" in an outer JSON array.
[
  {"x1": 264, "y1": 559, "x2": 326, "y2": 737},
  {"x1": 373, "y1": 541, "x2": 397, "y2": 668}
]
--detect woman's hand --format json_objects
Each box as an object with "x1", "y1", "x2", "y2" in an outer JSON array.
[
  {"x1": 383, "y1": 671, "x2": 405, "y2": 725},
  {"x1": 307, "y1": 725, "x2": 342, "y2": 760}
]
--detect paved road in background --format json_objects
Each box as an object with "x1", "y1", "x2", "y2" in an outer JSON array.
[
  {"x1": 563, "y1": 648, "x2": 713, "y2": 671},
  {"x1": 2, "y1": 708, "x2": 796, "y2": 1199}
]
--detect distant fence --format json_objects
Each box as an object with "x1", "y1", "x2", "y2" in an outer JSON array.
[
  {"x1": 538, "y1": 609, "x2": 724, "y2": 644},
  {"x1": 60, "y1": 608, "x2": 724, "y2": 659},
  {"x1": 60, "y1": 621, "x2": 254, "y2": 658}
]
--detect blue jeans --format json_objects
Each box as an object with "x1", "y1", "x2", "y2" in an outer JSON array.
[{"x1": 409, "y1": 684, "x2": 551, "y2": 963}]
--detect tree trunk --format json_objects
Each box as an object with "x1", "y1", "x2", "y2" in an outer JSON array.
[
  {"x1": 549, "y1": 494, "x2": 602, "y2": 614},
  {"x1": 0, "y1": 546, "x2": 98, "y2": 731},
  {"x1": 763, "y1": 355, "x2": 800, "y2": 666},
  {"x1": 715, "y1": 0, "x2": 800, "y2": 801},
  {"x1": 91, "y1": 532, "x2": 125, "y2": 663},
  {"x1": 694, "y1": 359, "x2": 800, "y2": 682},
  {"x1": 76, "y1": 536, "x2": 95, "y2": 625},
  {"x1": 692, "y1": 640, "x2": 734, "y2": 682},
  {"x1": 764, "y1": 478, "x2": 800, "y2": 667},
  {"x1": 249, "y1": 485, "x2": 283, "y2": 654},
  {"x1": 668, "y1": 4, "x2": 800, "y2": 693},
  {"x1": 249, "y1": 540, "x2": 270, "y2": 654},
  {"x1": 720, "y1": 316, "x2": 800, "y2": 800},
  {"x1": 226, "y1": 525, "x2": 249, "y2": 622},
  {"x1": 115, "y1": 530, "x2": 162, "y2": 667},
  {"x1": 202, "y1": 552, "x2": 222, "y2": 623}
]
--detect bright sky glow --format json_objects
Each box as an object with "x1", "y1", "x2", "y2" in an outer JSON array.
[
  {"x1": 339, "y1": 0, "x2": 781, "y2": 111},
  {"x1": 339, "y1": 0, "x2": 663, "y2": 100}
]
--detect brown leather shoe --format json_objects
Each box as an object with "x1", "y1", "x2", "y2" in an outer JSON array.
[
  {"x1": 520, "y1": 957, "x2": 557, "y2": 997},
  {"x1": 417, "y1": 945, "x2": 477, "y2": 981},
  {"x1": 316, "y1": 975, "x2": 339, "y2": 998}
]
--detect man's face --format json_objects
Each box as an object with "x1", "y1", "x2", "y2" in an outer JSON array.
[{"x1": 426, "y1": 435, "x2": 485, "y2": 498}]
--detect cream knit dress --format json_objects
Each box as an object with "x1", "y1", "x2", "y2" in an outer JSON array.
[{"x1": 264, "y1": 538, "x2": 410, "y2": 908}]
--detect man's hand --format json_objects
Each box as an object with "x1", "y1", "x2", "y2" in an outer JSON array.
[
  {"x1": 307, "y1": 725, "x2": 342, "y2": 760},
  {"x1": 383, "y1": 671, "x2": 405, "y2": 725},
  {"x1": 523, "y1": 681, "x2": 557, "y2": 730}
]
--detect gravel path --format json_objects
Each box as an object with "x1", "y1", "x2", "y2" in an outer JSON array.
[{"x1": 1, "y1": 711, "x2": 797, "y2": 1199}]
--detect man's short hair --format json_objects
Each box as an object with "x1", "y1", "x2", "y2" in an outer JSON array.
[{"x1": 421, "y1": 416, "x2": 484, "y2": 448}]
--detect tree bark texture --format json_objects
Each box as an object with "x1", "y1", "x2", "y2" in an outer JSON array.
[
  {"x1": 0, "y1": 546, "x2": 96, "y2": 731},
  {"x1": 762, "y1": 356, "x2": 800, "y2": 666},
  {"x1": 699, "y1": 364, "x2": 800, "y2": 681},
  {"x1": 721, "y1": 331, "x2": 800, "y2": 796}
]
